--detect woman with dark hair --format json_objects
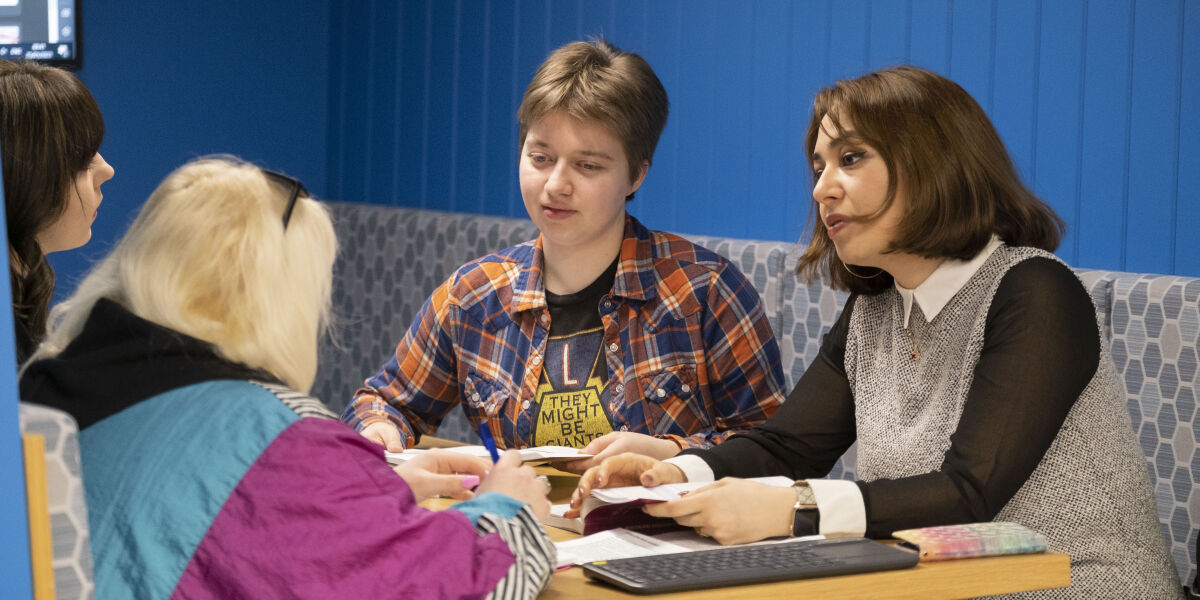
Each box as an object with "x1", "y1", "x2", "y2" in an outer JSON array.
[
  {"x1": 572, "y1": 66, "x2": 1181, "y2": 598},
  {"x1": 0, "y1": 60, "x2": 112, "y2": 362}
]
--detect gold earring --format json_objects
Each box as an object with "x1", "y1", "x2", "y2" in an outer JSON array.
[{"x1": 842, "y1": 261, "x2": 883, "y2": 279}]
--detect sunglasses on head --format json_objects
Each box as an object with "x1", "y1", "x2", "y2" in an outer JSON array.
[{"x1": 260, "y1": 169, "x2": 308, "y2": 230}]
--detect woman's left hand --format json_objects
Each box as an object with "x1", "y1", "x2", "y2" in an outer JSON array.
[
  {"x1": 394, "y1": 450, "x2": 491, "y2": 502},
  {"x1": 557, "y1": 432, "x2": 681, "y2": 474},
  {"x1": 644, "y1": 478, "x2": 797, "y2": 545}
]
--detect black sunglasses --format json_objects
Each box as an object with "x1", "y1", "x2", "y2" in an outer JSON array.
[{"x1": 261, "y1": 169, "x2": 308, "y2": 230}]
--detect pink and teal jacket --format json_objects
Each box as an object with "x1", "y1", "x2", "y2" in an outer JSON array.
[{"x1": 20, "y1": 298, "x2": 554, "y2": 599}]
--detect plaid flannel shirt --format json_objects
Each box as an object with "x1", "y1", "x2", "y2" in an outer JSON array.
[{"x1": 342, "y1": 216, "x2": 785, "y2": 450}]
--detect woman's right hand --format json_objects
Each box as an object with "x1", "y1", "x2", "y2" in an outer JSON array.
[
  {"x1": 476, "y1": 450, "x2": 552, "y2": 520},
  {"x1": 566, "y1": 452, "x2": 687, "y2": 517},
  {"x1": 361, "y1": 421, "x2": 405, "y2": 452}
]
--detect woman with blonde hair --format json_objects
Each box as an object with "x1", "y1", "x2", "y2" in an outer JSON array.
[{"x1": 21, "y1": 157, "x2": 555, "y2": 599}]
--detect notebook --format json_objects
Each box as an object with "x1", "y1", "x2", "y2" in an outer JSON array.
[{"x1": 582, "y1": 536, "x2": 919, "y2": 594}]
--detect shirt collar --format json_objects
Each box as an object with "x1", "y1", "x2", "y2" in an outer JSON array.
[
  {"x1": 512, "y1": 215, "x2": 655, "y2": 314},
  {"x1": 895, "y1": 236, "x2": 1003, "y2": 328}
]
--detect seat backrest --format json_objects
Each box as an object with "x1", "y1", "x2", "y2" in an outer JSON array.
[
  {"x1": 18, "y1": 402, "x2": 95, "y2": 600},
  {"x1": 1106, "y1": 273, "x2": 1199, "y2": 586},
  {"x1": 314, "y1": 203, "x2": 539, "y2": 441},
  {"x1": 317, "y1": 202, "x2": 1198, "y2": 584}
]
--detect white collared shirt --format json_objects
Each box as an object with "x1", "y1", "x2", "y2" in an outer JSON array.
[{"x1": 895, "y1": 236, "x2": 1003, "y2": 327}]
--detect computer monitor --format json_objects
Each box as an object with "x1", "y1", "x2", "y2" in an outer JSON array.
[{"x1": 0, "y1": 0, "x2": 79, "y2": 69}]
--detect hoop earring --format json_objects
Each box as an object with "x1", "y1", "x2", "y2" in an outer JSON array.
[{"x1": 842, "y1": 261, "x2": 883, "y2": 279}]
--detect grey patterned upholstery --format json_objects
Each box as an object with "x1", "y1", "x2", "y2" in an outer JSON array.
[
  {"x1": 315, "y1": 203, "x2": 538, "y2": 443},
  {"x1": 18, "y1": 402, "x2": 94, "y2": 600},
  {"x1": 1108, "y1": 274, "x2": 1200, "y2": 586},
  {"x1": 316, "y1": 203, "x2": 1198, "y2": 584}
]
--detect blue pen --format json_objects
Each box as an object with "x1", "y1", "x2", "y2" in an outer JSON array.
[{"x1": 477, "y1": 421, "x2": 501, "y2": 463}]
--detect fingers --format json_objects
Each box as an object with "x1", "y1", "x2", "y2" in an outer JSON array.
[
  {"x1": 428, "y1": 451, "x2": 491, "y2": 476},
  {"x1": 643, "y1": 494, "x2": 702, "y2": 519},
  {"x1": 363, "y1": 422, "x2": 406, "y2": 452},
  {"x1": 381, "y1": 428, "x2": 405, "y2": 452},
  {"x1": 496, "y1": 448, "x2": 524, "y2": 469},
  {"x1": 580, "y1": 431, "x2": 623, "y2": 455},
  {"x1": 422, "y1": 474, "x2": 480, "y2": 501},
  {"x1": 570, "y1": 464, "x2": 603, "y2": 509},
  {"x1": 555, "y1": 457, "x2": 597, "y2": 475},
  {"x1": 362, "y1": 425, "x2": 387, "y2": 447},
  {"x1": 640, "y1": 462, "x2": 687, "y2": 487}
]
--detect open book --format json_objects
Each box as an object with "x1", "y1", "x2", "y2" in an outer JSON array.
[
  {"x1": 545, "y1": 476, "x2": 794, "y2": 536},
  {"x1": 385, "y1": 445, "x2": 592, "y2": 465}
]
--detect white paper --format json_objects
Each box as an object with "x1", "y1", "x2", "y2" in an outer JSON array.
[
  {"x1": 385, "y1": 445, "x2": 593, "y2": 465},
  {"x1": 544, "y1": 503, "x2": 583, "y2": 534},
  {"x1": 553, "y1": 527, "x2": 824, "y2": 568},
  {"x1": 588, "y1": 475, "x2": 794, "y2": 504},
  {"x1": 554, "y1": 528, "x2": 691, "y2": 568}
]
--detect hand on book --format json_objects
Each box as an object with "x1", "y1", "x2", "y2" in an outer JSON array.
[
  {"x1": 642, "y1": 478, "x2": 796, "y2": 545},
  {"x1": 394, "y1": 450, "x2": 491, "y2": 501},
  {"x1": 567, "y1": 452, "x2": 687, "y2": 517},
  {"x1": 361, "y1": 421, "x2": 405, "y2": 452},
  {"x1": 477, "y1": 450, "x2": 552, "y2": 520},
  {"x1": 557, "y1": 432, "x2": 682, "y2": 474}
]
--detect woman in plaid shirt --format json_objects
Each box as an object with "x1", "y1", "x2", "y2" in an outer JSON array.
[{"x1": 343, "y1": 39, "x2": 786, "y2": 473}]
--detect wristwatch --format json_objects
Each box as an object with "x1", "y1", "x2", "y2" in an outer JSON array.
[{"x1": 791, "y1": 480, "x2": 820, "y2": 536}]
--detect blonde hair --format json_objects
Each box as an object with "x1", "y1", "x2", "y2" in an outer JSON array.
[{"x1": 30, "y1": 156, "x2": 337, "y2": 392}]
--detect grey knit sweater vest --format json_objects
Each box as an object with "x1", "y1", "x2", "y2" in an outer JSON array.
[{"x1": 846, "y1": 245, "x2": 1181, "y2": 599}]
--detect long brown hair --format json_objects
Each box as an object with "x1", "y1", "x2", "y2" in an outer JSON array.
[
  {"x1": 798, "y1": 65, "x2": 1063, "y2": 294},
  {"x1": 1, "y1": 61, "x2": 105, "y2": 345}
]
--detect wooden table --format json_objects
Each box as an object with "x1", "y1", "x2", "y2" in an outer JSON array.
[
  {"x1": 411, "y1": 439, "x2": 1071, "y2": 598},
  {"x1": 540, "y1": 538, "x2": 1069, "y2": 599}
]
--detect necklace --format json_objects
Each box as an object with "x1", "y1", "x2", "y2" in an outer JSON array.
[{"x1": 905, "y1": 327, "x2": 920, "y2": 361}]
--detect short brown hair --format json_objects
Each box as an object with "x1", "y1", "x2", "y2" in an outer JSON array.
[
  {"x1": 798, "y1": 65, "x2": 1063, "y2": 294},
  {"x1": 1, "y1": 60, "x2": 105, "y2": 342},
  {"x1": 517, "y1": 38, "x2": 669, "y2": 201}
]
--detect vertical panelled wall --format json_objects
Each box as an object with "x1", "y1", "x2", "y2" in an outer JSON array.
[{"x1": 328, "y1": 0, "x2": 1199, "y2": 276}]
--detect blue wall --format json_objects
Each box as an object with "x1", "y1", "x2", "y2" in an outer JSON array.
[
  {"x1": 328, "y1": 0, "x2": 1199, "y2": 277},
  {"x1": 2, "y1": 1, "x2": 1196, "y2": 595},
  {"x1": 1, "y1": 2, "x2": 333, "y2": 596},
  {"x1": 47, "y1": 0, "x2": 334, "y2": 298}
]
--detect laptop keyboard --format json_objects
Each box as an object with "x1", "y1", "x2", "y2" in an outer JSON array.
[{"x1": 582, "y1": 537, "x2": 919, "y2": 594}]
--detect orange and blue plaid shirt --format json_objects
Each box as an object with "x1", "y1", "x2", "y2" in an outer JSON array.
[{"x1": 342, "y1": 216, "x2": 786, "y2": 450}]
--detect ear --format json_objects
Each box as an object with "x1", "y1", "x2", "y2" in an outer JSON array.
[{"x1": 629, "y1": 160, "x2": 650, "y2": 195}]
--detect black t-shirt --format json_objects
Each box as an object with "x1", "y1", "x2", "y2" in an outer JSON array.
[{"x1": 531, "y1": 258, "x2": 618, "y2": 447}]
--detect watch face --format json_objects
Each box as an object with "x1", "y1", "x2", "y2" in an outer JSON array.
[{"x1": 793, "y1": 481, "x2": 817, "y2": 508}]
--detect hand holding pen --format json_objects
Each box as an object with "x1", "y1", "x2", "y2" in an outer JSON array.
[
  {"x1": 475, "y1": 421, "x2": 552, "y2": 519},
  {"x1": 393, "y1": 451, "x2": 490, "y2": 502}
]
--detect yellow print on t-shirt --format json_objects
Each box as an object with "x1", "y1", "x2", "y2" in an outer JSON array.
[{"x1": 533, "y1": 375, "x2": 613, "y2": 447}]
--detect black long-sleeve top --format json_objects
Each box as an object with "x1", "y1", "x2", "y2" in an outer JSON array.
[{"x1": 682, "y1": 257, "x2": 1101, "y2": 537}]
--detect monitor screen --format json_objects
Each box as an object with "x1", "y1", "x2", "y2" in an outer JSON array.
[{"x1": 0, "y1": 0, "x2": 79, "y2": 68}]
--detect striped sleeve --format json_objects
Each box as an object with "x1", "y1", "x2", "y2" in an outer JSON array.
[
  {"x1": 477, "y1": 506, "x2": 556, "y2": 600},
  {"x1": 250, "y1": 381, "x2": 339, "y2": 419}
]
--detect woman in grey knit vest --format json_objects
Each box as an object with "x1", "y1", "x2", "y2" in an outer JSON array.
[{"x1": 570, "y1": 66, "x2": 1182, "y2": 598}]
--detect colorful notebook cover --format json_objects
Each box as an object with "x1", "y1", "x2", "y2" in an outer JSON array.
[{"x1": 892, "y1": 521, "x2": 1047, "y2": 561}]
